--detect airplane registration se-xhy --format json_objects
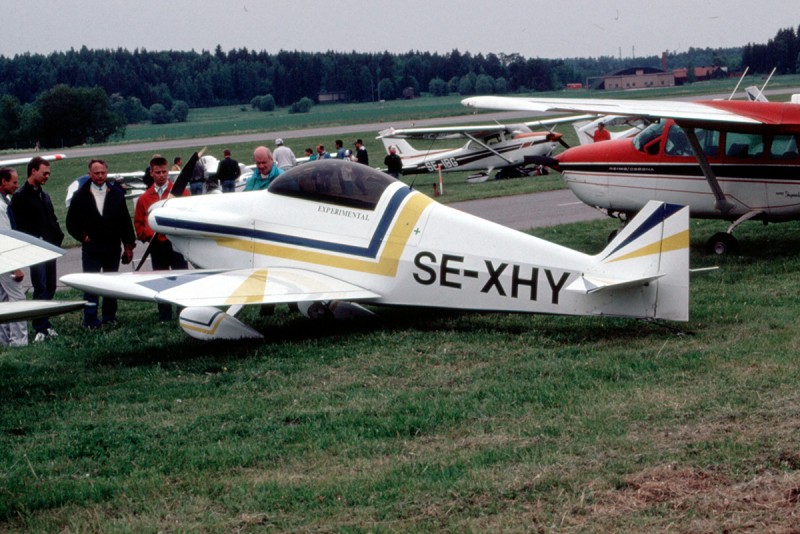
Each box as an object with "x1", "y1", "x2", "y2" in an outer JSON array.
[
  {"x1": 462, "y1": 94, "x2": 800, "y2": 254},
  {"x1": 62, "y1": 159, "x2": 691, "y2": 341}
]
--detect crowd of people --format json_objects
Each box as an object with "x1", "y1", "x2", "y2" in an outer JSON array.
[{"x1": 0, "y1": 137, "x2": 402, "y2": 347}]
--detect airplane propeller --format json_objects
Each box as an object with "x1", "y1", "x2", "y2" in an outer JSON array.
[
  {"x1": 135, "y1": 148, "x2": 205, "y2": 272},
  {"x1": 547, "y1": 131, "x2": 571, "y2": 149}
]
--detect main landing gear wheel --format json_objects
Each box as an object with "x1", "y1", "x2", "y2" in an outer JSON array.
[{"x1": 706, "y1": 232, "x2": 739, "y2": 255}]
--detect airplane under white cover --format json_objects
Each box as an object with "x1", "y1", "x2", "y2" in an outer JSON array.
[{"x1": 62, "y1": 160, "x2": 690, "y2": 341}]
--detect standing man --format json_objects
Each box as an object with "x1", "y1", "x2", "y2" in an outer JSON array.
[
  {"x1": 315, "y1": 144, "x2": 331, "y2": 160},
  {"x1": 334, "y1": 139, "x2": 348, "y2": 159},
  {"x1": 171, "y1": 157, "x2": 182, "y2": 172},
  {"x1": 383, "y1": 146, "x2": 403, "y2": 178},
  {"x1": 273, "y1": 138, "x2": 297, "y2": 171},
  {"x1": 215, "y1": 149, "x2": 241, "y2": 193},
  {"x1": 244, "y1": 146, "x2": 284, "y2": 191},
  {"x1": 0, "y1": 167, "x2": 27, "y2": 346},
  {"x1": 66, "y1": 159, "x2": 136, "y2": 329},
  {"x1": 354, "y1": 139, "x2": 369, "y2": 165},
  {"x1": 134, "y1": 155, "x2": 189, "y2": 322},
  {"x1": 11, "y1": 156, "x2": 64, "y2": 342},
  {"x1": 188, "y1": 156, "x2": 206, "y2": 195},
  {"x1": 591, "y1": 122, "x2": 611, "y2": 143}
]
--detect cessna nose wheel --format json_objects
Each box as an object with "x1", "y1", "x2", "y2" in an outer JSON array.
[{"x1": 706, "y1": 232, "x2": 739, "y2": 255}]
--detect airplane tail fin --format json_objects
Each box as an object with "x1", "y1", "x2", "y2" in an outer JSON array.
[
  {"x1": 566, "y1": 201, "x2": 690, "y2": 321},
  {"x1": 378, "y1": 129, "x2": 424, "y2": 157}
]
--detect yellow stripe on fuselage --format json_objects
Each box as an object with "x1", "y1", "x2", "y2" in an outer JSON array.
[
  {"x1": 224, "y1": 268, "x2": 269, "y2": 305},
  {"x1": 216, "y1": 193, "x2": 433, "y2": 276},
  {"x1": 608, "y1": 230, "x2": 689, "y2": 263}
]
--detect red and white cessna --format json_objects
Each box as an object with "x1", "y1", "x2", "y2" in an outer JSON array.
[{"x1": 463, "y1": 95, "x2": 800, "y2": 254}]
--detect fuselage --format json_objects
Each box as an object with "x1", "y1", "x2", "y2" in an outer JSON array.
[
  {"x1": 397, "y1": 132, "x2": 558, "y2": 175},
  {"x1": 148, "y1": 160, "x2": 662, "y2": 318},
  {"x1": 555, "y1": 118, "x2": 800, "y2": 221}
]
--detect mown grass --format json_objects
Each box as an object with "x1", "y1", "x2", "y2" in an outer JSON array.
[{"x1": 2, "y1": 217, "x2": 800, "y2": 532}]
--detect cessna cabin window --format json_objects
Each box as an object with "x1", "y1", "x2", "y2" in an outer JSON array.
[
  {"x1": 664, "y1": 125, "x2": 693, "y2": 156},
  {"x1": 770, "y1": 134, "x2": 799, "y2": 160},
  {"x1": 268, "y1": 160, "x2": 395, "y2": 210},
  {"x1": 632, "y1": 122, "x2": 665, "y2": 154},
  {"x1": 725, "y1": 132, "x2": 764, "y2": 158}
]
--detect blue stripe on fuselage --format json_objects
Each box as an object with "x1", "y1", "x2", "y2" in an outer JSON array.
[{"x1": 152, "y1": 186, "x2": 413, "y2": 259}]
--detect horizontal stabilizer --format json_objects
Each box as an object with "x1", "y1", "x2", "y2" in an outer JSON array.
[
  {"x1": 566, "y1": 273, "x2": 664, "y2": 294},
  {"x1": 61, "y1": 267, "x2": 380, "y2": 308}
]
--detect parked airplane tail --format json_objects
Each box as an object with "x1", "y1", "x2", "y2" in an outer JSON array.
[
  {"x1": 377, "y1": 129, "x2": 424, "y2": 157},
  {"x1": 566, "y1": 201, "x2": 690, "y2": 321}
]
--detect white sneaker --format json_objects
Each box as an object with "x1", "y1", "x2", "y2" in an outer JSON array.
[
  {"x1": 34, "y1": 332, "x2": 47, "y2": 343},
  {"x1": 46, "y1": 328, "x2": 58, "y2": 338}
]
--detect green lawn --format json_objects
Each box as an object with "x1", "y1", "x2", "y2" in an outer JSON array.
[{"x1": 2, "y1": 218, "x2": 800, "y2": 531}]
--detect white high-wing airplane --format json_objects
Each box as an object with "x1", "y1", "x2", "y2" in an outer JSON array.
[
  {"x1": 0, "y1": 229, "x2": 85, "y2": 322},
  {"x1": 61, "y1": 160, "x2": 690, "y2": 341},
  {"x1": 0, "y1": 154, "x2": 66, "y2": 167},
  {"x1": 377, "y1": 116, "x2": 591, "y2": 181},
  {"x1": 463, "y1": 94, "x2": 800, "y2": 254}
]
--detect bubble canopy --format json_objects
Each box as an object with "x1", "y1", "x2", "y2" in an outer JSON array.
[{"x1": 268, "y1": 160, "x2": 398, "y2": 210}]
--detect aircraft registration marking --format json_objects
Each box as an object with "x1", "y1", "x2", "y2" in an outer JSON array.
[{"x1": 412, "y1": 252, "x2": 570, "y2": 305}]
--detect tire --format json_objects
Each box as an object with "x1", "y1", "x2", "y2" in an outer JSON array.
[{"x1": 706, "y1": 232, "x2": 739, "y2": 255}]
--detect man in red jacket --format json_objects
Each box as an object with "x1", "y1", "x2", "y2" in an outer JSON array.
[{"x1": 134, "y1": 155, "x2": 190, "y2": 322}]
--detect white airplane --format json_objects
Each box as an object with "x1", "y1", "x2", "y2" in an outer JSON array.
[
  {"x1": 0, "y1": 154, "x2": 66, "y2": 167},
  {"x1": 61, "y1": 159, "x2": 690, "y2": 341},
  {"x1": 463, "y1": 94, "x2": 800, "y2": 254},
  {"x1": 377, "y1": 116, "x2": 591, "y2": 182},
  {"x1": 0, "y1": 229, "x2": 85, "y2": 322}
]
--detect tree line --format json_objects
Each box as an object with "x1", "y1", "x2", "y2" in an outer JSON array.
[{"x1": 1, "y1": 24, "x2": 797, "y2": 150}]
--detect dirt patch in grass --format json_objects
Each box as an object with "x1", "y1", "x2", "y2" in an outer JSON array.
[{"x1": 583, "y1": 464, "x2": 800, "y2": 531}]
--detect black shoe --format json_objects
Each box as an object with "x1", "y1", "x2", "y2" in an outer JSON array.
[{"x1": 84, "y1": 319, "x2": 102, "y2": 330}]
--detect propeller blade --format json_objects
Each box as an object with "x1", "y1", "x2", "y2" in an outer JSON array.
[{"x1": 135, "y1": 148, "x2": 205, "y2": 271}]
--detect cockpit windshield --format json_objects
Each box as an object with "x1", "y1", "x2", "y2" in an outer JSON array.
[
  {"x1": 268, "y1": 160, "x2": 397, "y2": 210},
  {"x1": 632, "y1": 121, "x2": 665, "y2": 152}
]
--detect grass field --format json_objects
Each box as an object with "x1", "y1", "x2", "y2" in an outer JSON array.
[
  {"x1": 3, "y1": 76, "x2": 800, "y2": 531},
  {"x1": 2, "y1": 217, "x2": 800, "y2": 531}
]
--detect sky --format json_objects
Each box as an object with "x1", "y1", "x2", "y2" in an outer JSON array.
[{"x1": 1, "y1": 0, "x2": 796, "y2": 60}]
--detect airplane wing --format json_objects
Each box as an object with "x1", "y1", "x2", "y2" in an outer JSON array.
[
  {"x1": 462, "y1": 96, "x2": 773, "y2": 126},
  {"x1": 61, "y1": 267, "x2": 380, "y2": 307},
  {"x1": 378, "y1": 115, "x2": 593, "y2": 141},
  {"x1": 0, "y1": 153, "x2": 66, "y2": 166},
  {"x1": 0, "y1": 229, "x2": 65, "y2": 272},
  {"x1": 0, "y1": 300, "x2": 86, "y2": 322}
]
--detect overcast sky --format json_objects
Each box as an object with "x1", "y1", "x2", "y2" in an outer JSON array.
[{"x1": 1, "y1": 0, "x2": 796, "y2": 60}]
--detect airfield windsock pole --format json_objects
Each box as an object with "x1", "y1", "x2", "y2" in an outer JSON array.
[{"x1": 437, "y1": 164, "x2": 444, "y2": 196}]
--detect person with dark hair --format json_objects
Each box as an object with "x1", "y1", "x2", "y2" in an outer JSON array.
[
  {"x1": 215, "y1": 148, "x2": 241, "y2": 193},
  {"x1": 134, "y1": 155, "x2": 190, "y2": 321},
  {"x1": 171, "y1": 156, "x2": 182, "y2": 172},
  {"x1": 354, "y1": 139, "x2": 369, "y2": 165},
  {"x1": 335, "y1": 139, "x2": 348, "y2": 160},
  {"x1": 11, "y1": 156, "x2": 64, "y2": 342},
  {"x1": 0, "y1": 167, "x2": 27, "y2": 346},
  {"x1": 66, "y1": 159, "x2": 136, "y2": 328}
]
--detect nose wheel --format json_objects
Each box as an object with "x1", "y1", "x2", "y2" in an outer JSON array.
[{"x1": 706, "y1": 232, "x2": 739, "y2": 255}]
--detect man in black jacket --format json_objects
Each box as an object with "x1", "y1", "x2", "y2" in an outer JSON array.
[
  {"x1": 66, "y1": 159, "x2": 136, "y2": 328},
  {"x1": 11, "y1": 156, "x2": 65, "y2": 342}
]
